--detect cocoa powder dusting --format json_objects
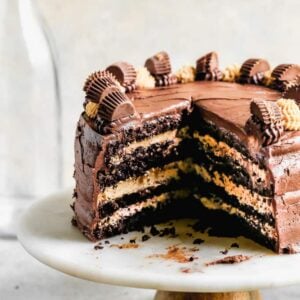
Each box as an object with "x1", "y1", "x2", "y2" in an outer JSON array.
[
  {"x1": 148, "y1": 245, "x2": 197, "y2": 263},
  {"x1": 110, "y1": 243, "x2": 139, "y2": 249}
]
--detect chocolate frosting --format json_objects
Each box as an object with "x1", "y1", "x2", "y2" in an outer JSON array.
[{"x1": 74, "y1": 81, "x2": 300, "y2": 252}]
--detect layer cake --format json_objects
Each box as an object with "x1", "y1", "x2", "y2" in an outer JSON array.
[{"x1": 73, "y1": 52, "x2": 300, "y2": 253}]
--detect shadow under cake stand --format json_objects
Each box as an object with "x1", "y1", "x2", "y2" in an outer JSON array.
[{"x1": 18, "y1": 190, "x2": 300, "y2": 300}]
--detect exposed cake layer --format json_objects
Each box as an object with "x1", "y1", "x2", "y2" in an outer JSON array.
[
  {"x1": 97, "y1": 113, "x2": 189, "y2": 188},
  {"x1": 74, "y1": 95, "x2": 191, "y2": 238},
  {"x1": 97, "y1": 139, "x2": 184, "y2": 188},
  {"x1": 193, "y1": 132, "x2": 269, "y2": 192},
  {"x1": 193, "y1": 163, "x2": 273, "y2": 216},
  {"x1": 196, "y1": 195, "x2": 277, "y2": 248},
  {"x1": 97, "y1": 161, "x2": 183, "y2": 204},
  {"x1": 93, "y1": 190, "x2": 191, "y2": 239},
  {"x1": 110, "y1": 130, "x2": 180, "y2": 164}
]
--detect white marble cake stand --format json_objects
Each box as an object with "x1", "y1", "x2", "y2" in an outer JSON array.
[{"x1": 18, "y1": 190, "x2": 300, "y2": 300}]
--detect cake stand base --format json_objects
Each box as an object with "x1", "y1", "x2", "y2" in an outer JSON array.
[
  {"x1": 155, "y1": 290, "x2": 261, "y2": 300},
  {"x1": 18, "y1": 191, "x2": 300, "y2": 297}
]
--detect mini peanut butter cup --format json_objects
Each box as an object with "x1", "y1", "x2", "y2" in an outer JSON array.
[
  {"x1": 283, "y1": 82, "x2": 300, "y2": 104},
  {"x1": 145, "y1": 51, "x2": 172, "y2": 76},
  {"x1": 83, "y1": 70, "x2": 116, "y2": 93},
  {"x1": 106, "y1": 62, "x2": 137, "y2": 86},
  {"x1": 196, "y1": 52, "x2": 219, "y2": 73},
  {"x1": 250, "y1": 99, "x2": 281, "y2": 125},
  {"x1": 239, "y1": 59, "x2": 270, "y2": 84},
  {"x1": 99, "y1": 86, "x2": 136, "y2": 121},
  {"x1": 245, "y1": 114, "x2": 283, "y2": 147},
  {"x1": 85, "y1": 75, "x2": 118, "y2": 103},
  {"x1": 196, "y1": 52, "x2": 222, "y2": 81},
  {"x1": 272, "y1": 64, "x2": 300, "y2": 82}
]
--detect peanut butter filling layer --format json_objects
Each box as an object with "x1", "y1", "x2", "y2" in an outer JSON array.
[
  {"x1": 97, "y1": 191, "x2": 183, "y2": 228},
  {"x1": 110, "y1": 130, "x2": 181, "y2": 164},
  {"x1": 193, "y1": 132, "x2": 268, "y2": 189},
  {"x1": 197, "y1": 195, "x2": 277, "y2": 240},
  {"x1": 193, "y1": 163, "x2": 273, "y2": 216},
  {"x1": 97, "y1": 161, "x2": 182, "y2": 204}
]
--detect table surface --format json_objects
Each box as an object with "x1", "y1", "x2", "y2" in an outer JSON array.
[{"x1": 17, "y1": 190, "x2": 300, "y2": 295}]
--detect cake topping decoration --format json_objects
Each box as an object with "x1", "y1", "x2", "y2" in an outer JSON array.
[
  {"x1": 98, "y1": 86, "x2": 136, "y2": 121},
  {"x1": 83, "y1": 70, "x2": 116, "y2": 93},
  {"x1": 282, "y1": 82, "x2": 300, "y2": 104},
  {"x1": 239, "y1": 58, "x2": 270, "y2": 84},
  {"x1": 175, "y1": 65, "x2": 196, "y2": 83},
  {"x1": 85, "y1": 101, "x2": 99, "y2": 119},
  {"x1": 196, "y1": 51, "x2": 223, "y2": 81},
  {"x1": 271, "y1": 64, "x2": 300, "y2": 91},
  {"x1": 145, "y1": 51, "x2": 177, "y2": 87},
  {"x1": 246, "y1": 99, "x2": 283, "y2": 146},
  {"x1": 135, "y1": 67, "x2": 155, "y2": 89},
  {"x1": 85, "y1": 73, "x2": 118, "y2": 103},
  {"x1": 250, "y1": 99, "x2": 282, "y2": 125},
  {"x1": 145, "y1": 51, "x2": 172, "y2": 76},
  {"x1": 222, "y1": 64, "x2": 240, "y2": 82},
  {"x1": 154, "y1": 74, "x2": 178, "y2": 87},
  {"x1": 106, "y1": 62, "x2": 137, "y2": 93},
  {"x1": 277, "y1": 98, "x2": 300, "y2": 130}
]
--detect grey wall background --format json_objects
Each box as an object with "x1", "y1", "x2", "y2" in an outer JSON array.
[{"x1": 36, "y1": 0, "x2": 300, "y2": 188}]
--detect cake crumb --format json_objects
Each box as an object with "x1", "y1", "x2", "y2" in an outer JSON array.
[
  {"x1": 104, "y1": 240, "x2": 110, "y2": 244},
  {"x1": 94, "y1": 244, "x2": 104, "y2": 250},
  {"x1": 220, "y1": 249, "x2": 228, "y2": 255},
  {"x1": 189, "y1": 247, "x2": 199, "y2": 252},
  {"x1": 150, "y1": 226, "x2": 159, "y2": 236},
  {"x1": 206, "y1": 255, "x2": 250, "y2": 266},
  {"x1": 142, "y1": 234, "x2": 150, "y2": 242},
  {"x1": 231, "y1": 242, "x2": 239, "y2": 248},
  {"x1": 129, "y1": 239, "x2": 136, "y2": 244},
  {"x1": 193, "y1": 238, "x2": 204, "y2": 245}
]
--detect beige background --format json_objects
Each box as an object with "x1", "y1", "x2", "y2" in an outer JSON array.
[{"x1": 36, "y1": 0, "x2": 300, "y2": 187}]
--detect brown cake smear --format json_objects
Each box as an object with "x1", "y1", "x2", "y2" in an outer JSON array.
[{"x1": 205, "y1": 255, "x2": 251, "y2": 266}]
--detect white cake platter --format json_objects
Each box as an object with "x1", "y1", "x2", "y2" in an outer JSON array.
[{"x1": 18, "y1": 190, "x2": 300, "y2": 299}]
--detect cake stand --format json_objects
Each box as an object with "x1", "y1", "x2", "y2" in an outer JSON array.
[{"x1": 18, "y1": 190, "x2": 300, "y2": 300}]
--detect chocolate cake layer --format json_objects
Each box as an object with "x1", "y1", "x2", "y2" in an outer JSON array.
[{"x1": 97, "y1": 139, "x2": 184, "y2": 188}]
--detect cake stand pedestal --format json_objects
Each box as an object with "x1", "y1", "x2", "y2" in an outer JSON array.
[
  {"x1": 154, "y1": 291, "x2": 261, "y2": 299},
  {"x1": 18, "y1": 190, "x2": 300, "y2": 300}
]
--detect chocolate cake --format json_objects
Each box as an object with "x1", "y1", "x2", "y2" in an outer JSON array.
[{"x1": 73, "y1": 52, "x2": 300, "y2": 253}]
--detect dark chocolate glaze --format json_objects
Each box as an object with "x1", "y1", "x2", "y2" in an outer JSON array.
[{"x1": 74, "y1": 81, "x2": 300, "y2": 253}]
